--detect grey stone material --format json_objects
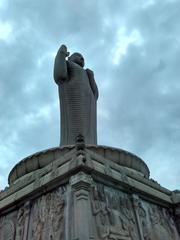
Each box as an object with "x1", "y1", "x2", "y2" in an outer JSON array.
[
  {"x1": 174, "y1": 204, "x2": 180, "y2": 236},
  {"x1": 0, "y1": 144, "x2": 174, "y2": 207},
  {"x1": 8, "y1": 145, "x2": 150, "y2": 185},
  {"x1": 172, "y1": 191, "x2": 180, "y2": 235},
  {"x1": 0, "y1": 219, "x2": 15, "y2": 239},
  {"x1": 54, "y1": 44, "x2": 98, "y2": 146},
  {"x1": 1, "y1": 149, "x2": 180, "y2": 239}
]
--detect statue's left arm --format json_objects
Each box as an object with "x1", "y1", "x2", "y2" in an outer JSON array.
[{"x1": 86, "y1": 69, "x2": 99, "y2": 100}]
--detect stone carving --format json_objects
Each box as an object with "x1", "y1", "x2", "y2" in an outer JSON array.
[
  {"x1": 120, "y1": 197, "x2": 138, "y2": 239},
  {"x1": 54, "y1": 44, "x2": 98, "y2": 146},
  {"x1": 148, "y1": 204, "x2": 180, "y2": 240},
  {"x1": 131, "y1": 196, "x2": 180, "y2": 240},
  {"x1": 48, "y1": 189, "x2": 65, "y2": 239},
  {"x1": 32, "y1": 199, "x2": 46, "y2": 240},
  {"x1": 161, "y1": 208, "x2": 177, "y2": 238},
  {"x1": 0, "y1": 218, "x2": 15, "y2": 240},
  {"x1": 75, "y1": 134, "x2": 85, "y2": 152},
  {"x1": 16, "y1": 201, "x2": 31, "y2": 240},
  {"x1": 91, "y1": 184, "x2": 137, "y2": 239},
  {"x1": 137, "y1": 201, "x2": 151, "y2": 240},
  {"x1": 31, "y1": 186, "x2": 66, "y2": 240},
  {"x1": 92, "y1": 187, "x2": 110, "y2": 238}
]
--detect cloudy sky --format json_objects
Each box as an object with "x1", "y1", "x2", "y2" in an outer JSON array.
[{"x1": 0, "y1": 0, "x2": 180, "y2": 190}]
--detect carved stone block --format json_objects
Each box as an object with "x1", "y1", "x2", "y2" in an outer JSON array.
[{"x1": 1, "y1": 151, "x2": 180, "y2": 240}]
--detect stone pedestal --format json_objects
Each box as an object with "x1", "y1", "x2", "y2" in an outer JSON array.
[{"x1": 0, "y1": 145, "x2": 180, "y2": 239}]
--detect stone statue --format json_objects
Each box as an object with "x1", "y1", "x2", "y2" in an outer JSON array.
[{"x1": 54, "y1": 44, "x2": 98, "y2": 146}]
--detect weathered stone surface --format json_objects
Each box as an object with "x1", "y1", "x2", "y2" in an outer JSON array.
[
  {"x1": 1, "y1": 170, "x2": 180, "y2": 240},
  {"x1": 1, "y1": 145, "x2": 172, "y2": 211},
  {"x1": 8, "y1": 145, "x2": 150, "y2": 185},
  {"x1": 29, "y1": 186, "x2": 66, "y2": 240},
  {"x1": 54, "y1": 44, "x2": 98, "y2": 146},
  {"x1": 0, "y1": 218, "x2": 15, "y2": 240}
]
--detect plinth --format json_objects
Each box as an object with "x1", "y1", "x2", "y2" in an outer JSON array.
[{"x1": 0, "y1": 143, "x2": 180, "y2": 239}]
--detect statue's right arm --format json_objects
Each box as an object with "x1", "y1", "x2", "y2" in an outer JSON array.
[{"x1": 53, "y1": 45, "x2": 69, "y2": 84}]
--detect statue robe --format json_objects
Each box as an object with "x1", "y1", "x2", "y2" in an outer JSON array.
[{"x1": 58, "y1": 60, "x2": 98, "y2": 146}]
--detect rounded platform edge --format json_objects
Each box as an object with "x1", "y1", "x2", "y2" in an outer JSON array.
[
  {"x1": 8, "y1": 145, "x2": 150, "y2": 185},
  {"x1": 88, "y1": 145, "x2": 150, "y2": 178}
]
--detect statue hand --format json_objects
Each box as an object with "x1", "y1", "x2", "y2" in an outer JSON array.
[{"x1": 58, "y1": 44, "x2": 70, "y2": 57}]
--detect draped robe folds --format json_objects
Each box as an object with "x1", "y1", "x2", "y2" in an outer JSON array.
[{"x1": 58, "y1": 60, "x2": 98, "y2": 146}]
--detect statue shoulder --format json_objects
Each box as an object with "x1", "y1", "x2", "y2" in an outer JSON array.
[
  {"x1": 86, "y1": 68, "x2": 98, "y2": 100},
  {"x1": 86, "y1": 68, "x2": 94, "y2": 77}
]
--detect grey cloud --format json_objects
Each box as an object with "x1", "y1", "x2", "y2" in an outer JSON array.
[{"x1": 97, "y1": 0, "x2": 180, "y2": 189}]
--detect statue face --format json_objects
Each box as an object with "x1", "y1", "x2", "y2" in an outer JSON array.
[{"x1": 69, "y1": 53, "x2": 85, "y2": 67}]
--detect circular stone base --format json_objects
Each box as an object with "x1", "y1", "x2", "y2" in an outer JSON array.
[{"x1": 8, "y1": 145, "x2": 149, "y2": 184}]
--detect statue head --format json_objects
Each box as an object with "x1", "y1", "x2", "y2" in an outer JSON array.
[{"x1": 68, "y1": 52, "x2": 85, "y2": 67}]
